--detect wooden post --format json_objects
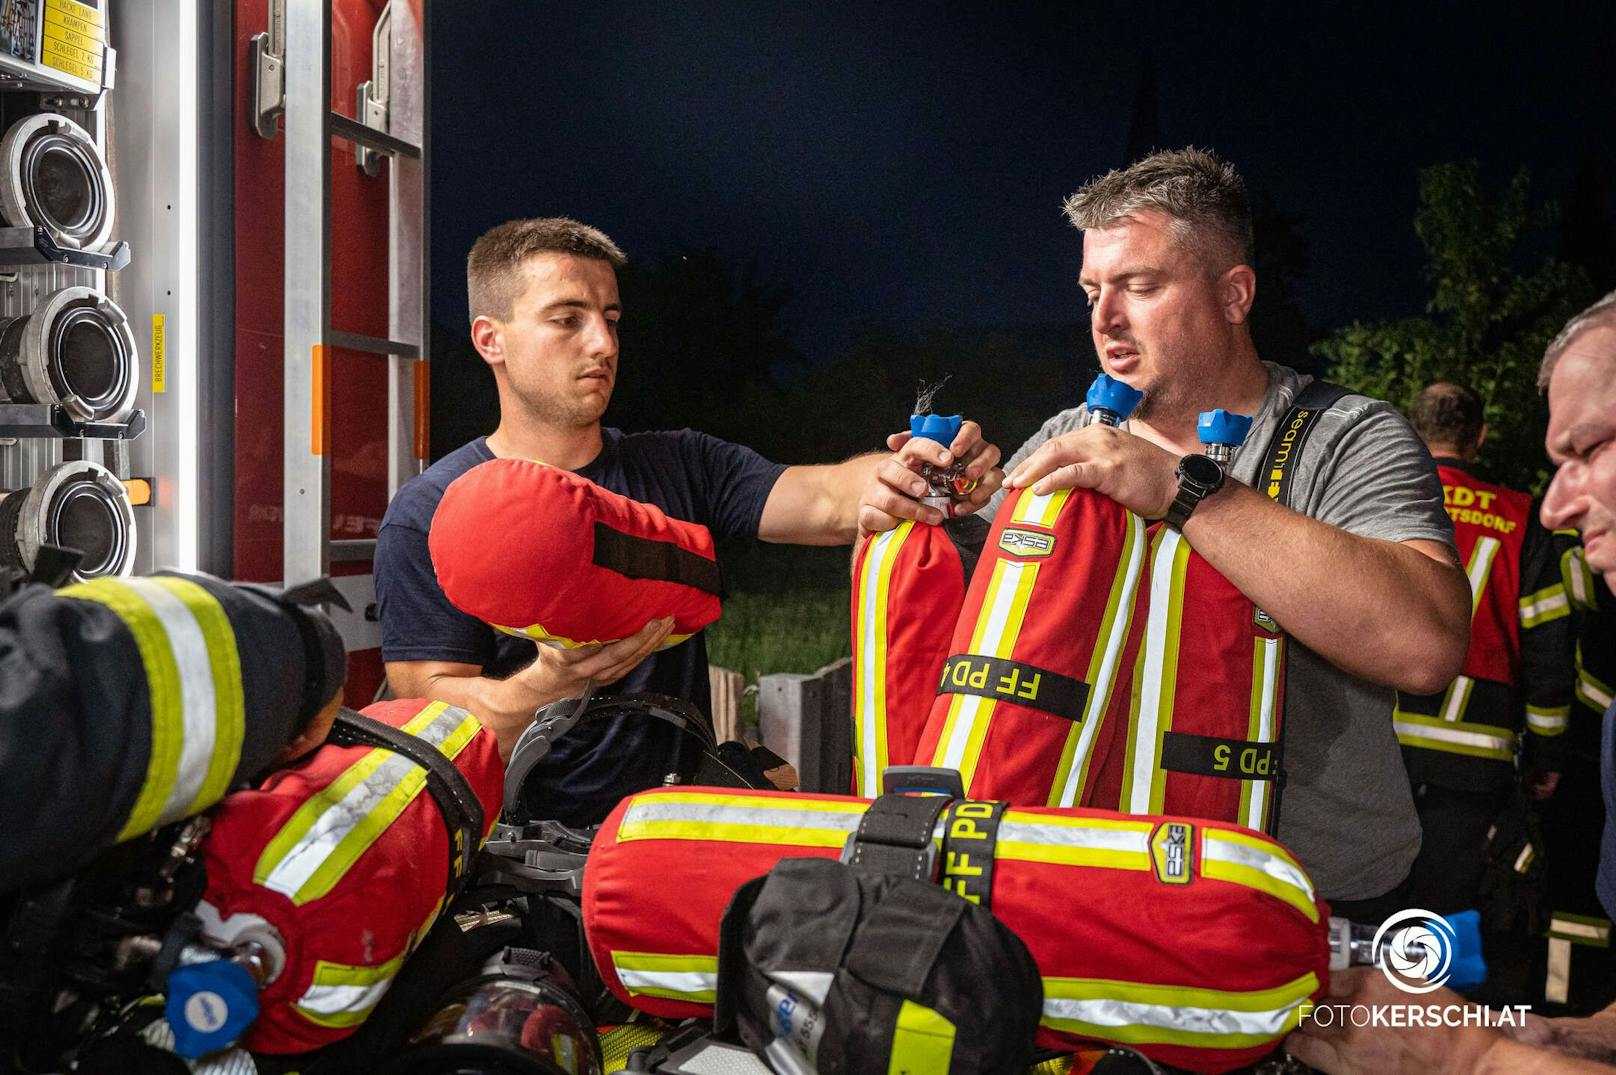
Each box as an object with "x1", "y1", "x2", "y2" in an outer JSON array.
[{"x1": 758, "y1": 656, "x2": 852, "y2": 794}]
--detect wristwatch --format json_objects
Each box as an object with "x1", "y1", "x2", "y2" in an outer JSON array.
[{"x1": 1164, "y1": 454, "x2": 1225, "y2": 531}]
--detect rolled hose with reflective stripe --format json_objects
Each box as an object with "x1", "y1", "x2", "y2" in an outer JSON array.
[
  {"x1": 0, "y1": 459, "x2": 135, "y2": 580},
  {"x1": 430, "y1": 459, "x2": 722, "y2": 648},
  {"x1": 0, "y1": 285, "x2": 139, "y2": 422},
  {"x1": 583, "y1": 786, "x2": 1330, "y2": 1073},
  {"x1": 0, "y1": 112, "x2": 116, "y2": 250}
]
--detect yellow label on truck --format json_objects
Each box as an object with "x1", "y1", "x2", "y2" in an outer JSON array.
[
  {"x1": 151, "y1": 314, "x2": 166, "y2": 394},
  {"x1": 42, "y1": 0, "x2": 104, "y2": 85}
]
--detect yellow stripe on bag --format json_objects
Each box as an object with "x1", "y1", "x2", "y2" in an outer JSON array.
[
  {"x1": 993, "y1": 812, "x2": 1154, "y2": 873},
  {"x1": 616, "y1": 793, "x2": 870, "y2": 847},
  {"x1": 293, "y1": 952, "x2": 408, "y2": 1028},
  {"x1": 1200, "y1": 828, "x2": 1320, "y2": 924},
  {"x1": 1238, "y1": 636, "x2": 1284, "y2": 832},
  {"x1": 1041, "y1": 972, "x2": 1318, "y2": 1048},
  {"x1": 1049, "y1": 509, "x2": 1146, "y2": 808},
  {"x1": 889, "y1": 1000, "x2": 956, "y2": 1074},
  {"x1": 496, "y1": 622, "x2": 695, "y2": 650},
  {"x1": 854, "y1": 524, "x2": 909, "y2": 797},
  {"x1": 610, "y1": 951, "x2": 719, "y2": 1003}
]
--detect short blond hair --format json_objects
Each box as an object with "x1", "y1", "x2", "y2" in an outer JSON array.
[
  {"x1": 466, "y1": 217, "x2": 626, "y2": 324},
  {"x1": 1539, "y1": 289, "x2": 1616, "y2": 388},
  {"x1": 1063, "y1": 147, "x2": 1253, "y2": 271}
]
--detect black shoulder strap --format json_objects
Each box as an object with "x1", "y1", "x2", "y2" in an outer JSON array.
[
  {"x1": 1258, "y1": 378, "x2": 1352, "y2": 508},
  {"x1": 842, "y1": 793, "x2": 951, "y2": 882},
  {"x1": 329, "y1": 708, "x2": 485, "y2": 899}
]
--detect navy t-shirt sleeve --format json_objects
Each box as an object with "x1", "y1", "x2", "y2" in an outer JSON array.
[
  {"x1": 375, "y1": 516, "x2": 494, "y2": 667},
  {"x1": 677, "y1": 429, "x2": 787, "y2": 539}
]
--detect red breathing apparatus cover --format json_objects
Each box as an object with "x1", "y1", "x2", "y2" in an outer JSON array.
[
  {"x1": 582, "y1": 786, "x2": 1330, "y2": 1073},
  {"x1": 1092, "y1": 524, "x2": 1288, "y2": 832},
  {"x1": 850, "y1": 518, "x2": 977, "y2": 796},
  {"x1": 197, "y1": 699, "x2": 504, "y2": 1053},
  {"x1": 912, "y1": 485, "x2": 1149, "y2": 808},
  {"x1": 429, "y1": 458, "x2": 722, "y2": 648}
]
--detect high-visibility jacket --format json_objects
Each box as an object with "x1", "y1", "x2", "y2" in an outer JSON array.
[
  {"x1": 1395, "y1": 462, "x2": 1573, "y2": 792},
  {"x1": 912, "y1": 486, "x2": 1149, "y2": 807},
  {"x1": 197, "y1": 698, "x2": 504, "y2": 1054},
  {"x1": 1560, "y1": 537, "x2": 1614, "y2": 728},
  {"x1": 1093, "y1": 525, "x2": 1287, "y2": 832},
  {"x1": 430, "y1": 458, "x2": 723, "y2": 649},
  {"x1": 850, "y1": 516, "x2": 986, "y2": 796},
  {"x1": 0, "y1": 573, "x2": 335, "y2": 892},
  {"x1": 582, "y1": 786, "x2": 1329, "y2": 1074}
]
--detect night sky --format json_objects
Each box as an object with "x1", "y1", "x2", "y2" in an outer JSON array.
[{"x1": 429, "y1": 3, "x2": 1616, "y2": 364}]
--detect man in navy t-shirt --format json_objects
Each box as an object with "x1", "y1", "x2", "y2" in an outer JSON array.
[{"x1": 377, "y1": 218, "x2": 1002, "y2": 826}]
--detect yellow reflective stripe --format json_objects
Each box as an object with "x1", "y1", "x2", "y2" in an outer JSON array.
[
  {"x1": 854, "y1": 524, "x2": 908, "y2": 798},
  {"x1": 1548, "y1": 913, "x2": 1612, "y2": 948},
  {"x1": 930, "y1": 523, "x2": 1042, "y2": 786},
  {"x1": 1124, "y1": 528, "x2": 1190, "y2": 815},
  {"x1": 293, "y1": 952, "x2": 408, "y2": 1028},
  {"x1": 994, "y1": 812, "x2": 1153, "y2": 872},
  {"x1": 1438, "y1": 675, "x2": 1475, "y2": 724},
  {"x1": 1049, "y1": 509, "x2": 1146, "y2": 807},
  {"x1": 1519, "y1": 583, "x2": 1571, "y2": 628},
  {"x1": 254, "y1": 703, "x2": 479, "y2": 905},
  {"x1": 496, "y1": 622, "x2": 695, "y2": 650},
  {"x1": 1200, "y1": 829, "x2": 1320, "y2": 924},
  {"x1": 1394, "y1": 712, "x2": 1517, "y2": 761},
  {"x1": 1466, "y1": 537, "x2": 1501, "y2": 618},
  {"x1": 889, "y1": 999, "x2": 955, "y2": 1074},
  {"x1": 1561, "y1": 545, "x2": 1598, "y2": 611},
  {"x1": 1577, "y1": 653, "x2": 1614, "y2": 711},
  {"x1": 1526, "y1": 703, "x2": 1570, "y2": 736},
  {"x1": 1041, "y1": 972, "x2": 1318, "y2": 1048},
  {"x1": 617, "y1": 794, "x2": 868, "y2": 847},
  {"x1": 59, "y1": 577, "x2": 246, "y2": 839},
  {"x1": 1012, "y1": 486, "x2": 1072, "y2": 529},
  {"x1": 611, "y1": 951, "x2": 719, "y2": 1002},
  {"x1": 1239, "y1": 635, "x2": 1284, "y2": 832}
]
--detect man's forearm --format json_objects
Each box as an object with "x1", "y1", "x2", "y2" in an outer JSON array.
[
  {"x1": 1182, "y1": 481, "x2": 1469, "y2": 692},
  {"x1": 760, "y1": 453, "x2": 884, "y2": 545}
]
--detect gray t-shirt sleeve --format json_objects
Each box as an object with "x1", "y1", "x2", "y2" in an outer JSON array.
[{"x1": 1302, "y1": 401, "x2": 1455, "y2": 548}]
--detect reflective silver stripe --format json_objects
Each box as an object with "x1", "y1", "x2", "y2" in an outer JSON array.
[
  {"x1": 621, "y1": 800, "x2": 866, "y2": 834},
  {"x1": 1526, "y1": 705, "x2": 1570, "y2": 735},
  {"x1": 129, "y1": 577, "x2": 226, "y2": 826},
  {"x1": 1129, "y1": 528, "x2": 1185, "y2": 814},
  {"x1": 616, "y1": 967, "x2": 718, "y2": 998},
  {"x1": 1201, "y1": 833, "x2": 1317, "y2": 905},
  {"x1": 1394, "y1": 718, "x2": 1515, "y2": 757},
  {"x1": 1579, "y1": 671, "x2": 1615, "y2": 712},
  {"x1": 1546, "y1": 937, "x2": 1571, "y2": 1003},
  {"x1": 1520, "y1": 586, "x2": 1570, "y2": 627},
  {"x1": 297, "y1": 977, "x2": 394, "y2": 1016},
  {"x1": 996, "y1": 818, "x2": 1151, "y2": 857},
  {"x1": 938, "y1": 558, "x2": 1033, "y2": 772},
  {"x1": 1549, "y1": 918, "x2": 1611, "y2": 944},
  {"x1": 1042, "y1": 993, "x2": 1302, "y2": 1038},
  {"x1": 1467, "y1": 537, "x2": 1500, "y2": 618},
  {"x1": 1243, "y1": 637, "x2": 1282, "y2": 831},
  {"x1": 1440, "y1": 676, "x2": 1475, "y2": 723}
]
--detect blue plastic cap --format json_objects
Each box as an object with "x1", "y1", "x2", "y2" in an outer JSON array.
[
  {"x1": 166, "y1": 961, "x2": 260, "y2": 1059},
  {"x1": 1085, "y1": 374, "x2": 1143, "y2": 420},
  {"x1": 910, "y1": 413, "x2": 963, "y2": 445},
  {"x1": 1197, "y1": 410, "x2": 1254, "y2": 448},
  {"x1": 1444, "y1": 909, "x2": 1488, "y2": 991}
]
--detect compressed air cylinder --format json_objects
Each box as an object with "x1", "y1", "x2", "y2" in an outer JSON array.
[
  {"x1": 196, "y1": 699, "x2": 505, "y2": 1053},
  {"x1": 910, "y1": 375, "x2": 1149, "y2": 808},
  {"x1": 430, "y1": 459, "x2": 722, "y2": 648},
  {"x1": 1093, "y1": 410, "x2": 1288, "y2": 832},
  {"x1": 582, "y1": 786, "x2": 1330, "y2": 1074}
]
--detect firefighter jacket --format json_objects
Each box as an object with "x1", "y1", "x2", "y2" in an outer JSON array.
[
  {"x1": 583, "y1": 786, "x2": 1329, "y2": 1074},
  {"x1": 0, "y1": 573, "x2": 337, "y2": 892},
  {"x1": 1559, "y1": 533, "x2": 1615, "y2": 749},
  {"x1": 198, "y1": 698, "x2": 504, "y2": 1054},
  {"x1": 1395, "y1": 461, "x2": 1574, "y2": 792}
]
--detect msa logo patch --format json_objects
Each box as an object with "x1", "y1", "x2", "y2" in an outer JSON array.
[
  {"x1": 998, "y1": 527, "x2": 1056, "y2": 559},
  {"x1": 1253, "y1": 607, "x2": 1278, "y2": 632},
  {"x1": 1150, "y1": 822, "x2": 1193, "y2": 886}
]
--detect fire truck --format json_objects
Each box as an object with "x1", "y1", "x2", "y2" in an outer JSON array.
[{"x1": 0, "y1": 0, "x2": 423, "y2": 705}]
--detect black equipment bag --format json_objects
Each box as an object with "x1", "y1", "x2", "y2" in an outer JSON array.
[{"x1": 713, "y1": 794, "x2": 1042, "y2": 1075}]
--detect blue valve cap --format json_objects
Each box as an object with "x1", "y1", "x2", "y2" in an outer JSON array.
[
  {"x1": 910, "y1": 413, "x2": 963, "y2": 445},
  {"x1": 166, "y1": 961, "x2": 259, "y2": 1059},
  {"x1": 1198, "y1": 410, "x2": 1254, "y2": 448},
  {"x1": 1444, "y1": 909, "x2": 1488, "y2": 992},
  {"x1": 1085, "y1": 374, "x2": 1143, "y2": 420}
]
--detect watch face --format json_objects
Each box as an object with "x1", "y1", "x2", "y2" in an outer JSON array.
[{"x1": 1179, "y1": 453, "x2": 1223, "y2": 487}]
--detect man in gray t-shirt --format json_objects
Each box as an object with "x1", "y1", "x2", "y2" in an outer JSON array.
[{"x1": 859, "y1": 149, "x2": 1471, "y2": 909}]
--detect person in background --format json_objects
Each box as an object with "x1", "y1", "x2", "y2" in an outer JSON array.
[{"x1": 1286, "y1": 291, "x2": 1616, "y2": 1073}]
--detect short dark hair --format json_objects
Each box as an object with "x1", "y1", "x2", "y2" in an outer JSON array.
[
  {"x1": 1539, "y1": 289, "x2": 1616, "y2": 388},
  {"x1": 1410, "y1": 382, "x2": 1485, "y2": 452},
  {"x1": 467, "y1": 217, "x2": 626, "y2": 324},
  {"x1": 1063, "y1": 147, "x2": 1254, "y2": 271}
]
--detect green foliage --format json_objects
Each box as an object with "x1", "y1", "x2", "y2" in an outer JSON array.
[{"x1": 1314, "y1": 162, "x2": 1594, "y2": 491}]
